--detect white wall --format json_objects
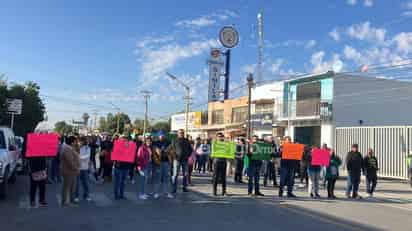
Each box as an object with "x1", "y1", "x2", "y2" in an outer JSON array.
[
  {"x1": 321, "y1": 123, "x2": 335, "y2": 148},
  {"x1": 333, "y1": 75, "x2": 412, "y2": 127},
  {"x1": 251, "y1": 81, "x2": 284, "y2": 101}
]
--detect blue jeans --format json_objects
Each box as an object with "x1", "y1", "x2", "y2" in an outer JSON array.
[
  {"x1": 160, "y1": 162, "x2": 171, "y2": 194},
  {"x1": 149, "y1": 163, "x2": 161, "y2": 194},
  {"x1": 172, "y1": 160, "x2": 188, "y2": 193},
  {"x1": 248, "y1": 160, "x2": 262, "y2": 194},
  {"x1": 138, "y1": 168, "x2": 149, "y2": 195},
  {"x1": 75, "y1": 170, "x2": 90, "y2": 199},
  {"x1": 113, "y1": 168, "x2": 128, "y2": 199},
  {"x1": 279, "y1": 167, "x2": 295, "y2": 194},
  {"x1": 198, "y1": 155, "x2": 207, "y2": 173}
]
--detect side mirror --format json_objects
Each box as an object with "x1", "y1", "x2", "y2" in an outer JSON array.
[{"x1": 9, "y1": 145, "x2": 16, "y2": 151}]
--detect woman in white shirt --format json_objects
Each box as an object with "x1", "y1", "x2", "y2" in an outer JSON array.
[{"x1": 74, "y1": 136, "x2": 92, "y2": 202}]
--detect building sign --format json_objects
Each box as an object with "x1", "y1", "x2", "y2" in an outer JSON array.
[
  {"x1": 250, "y1": 113, "x2": 273, "y2": 130},
  {"x1": 208, "y1": 48, "x2": 224, "y2": 102},
  {"x1": 7, "y1": 98, "x2": 23, "y2": 115},
  {"x1": 171, "y1": 111, "x2": 202, "y2": 131}
]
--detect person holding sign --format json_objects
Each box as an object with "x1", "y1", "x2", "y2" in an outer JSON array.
[
  {"x1": 112, "y1": 137, "x2": 136, "y2": 200},
  {"x1": 248, "y1": 136, "x2": 264, "y2": 196},
  {"x1": 211, "y1": 133, "x2": 231, "y2": 196},
  {"x1": 308, "y1": 146, "x2": 322, "y2": 198},
  {"x1": 137, "y1": 137, "x2": 153, "y2": 200},
  {"x1": 234, "y1": 138, "x2": 246, "y2": 184},
  {"x1": 28, "y1": 157, "x2": 48, "y2": 207},
  {"x1": 279, "y1": 137, "x2": 303, "y2": 198},
  {"x1": 325, "y1": 150, "x2": 341, "y2": 199}
]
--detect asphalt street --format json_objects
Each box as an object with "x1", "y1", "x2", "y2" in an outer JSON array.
[{"x1": 1, "y1": 173, "x2": 412, "y2": 231}]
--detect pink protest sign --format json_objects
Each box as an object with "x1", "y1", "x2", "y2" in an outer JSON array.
[
  {"x1": 311, "y1": 148, "x2": 330, "y2": 166},
  {"x1": 26, "y1": 133, "x2": 59, "y2": 157},
  {"x1": 111, "y1": 139, "x2": 137, "y2": 163}
]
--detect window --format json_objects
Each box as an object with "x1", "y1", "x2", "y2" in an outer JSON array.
[
  {"x1": 0, "y1": 131, "x2": 5, "y2": 149},
  {"x1": 212, "y1": 110, "x2": 224, "y2": 124},
  {"x1": 255, "y1": 103, "x2": 274, "y2": 114},
  {"x1": 232, "y1": 106, "x2": 248, "y2": 123}
]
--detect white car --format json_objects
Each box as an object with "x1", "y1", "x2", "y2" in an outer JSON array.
[{"x1": 0, "y1": 127, "x2": 21, "y2": 199}]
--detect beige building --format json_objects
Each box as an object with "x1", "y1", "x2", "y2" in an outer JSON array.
[{"x1": 201, "y1": 96, "x2": 248, "y2": 139}]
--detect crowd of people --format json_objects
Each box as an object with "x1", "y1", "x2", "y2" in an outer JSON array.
[{"x1": 25, "y1": 129, "x2": 387, "y2": 208}]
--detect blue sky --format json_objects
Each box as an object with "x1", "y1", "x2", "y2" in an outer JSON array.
[{"x1": 1, "y1": 0, "x2": 412, "y2": 127}]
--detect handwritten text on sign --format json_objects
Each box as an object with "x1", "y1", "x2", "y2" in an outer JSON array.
[
  {"x1": 311, "y1": 148, "x2": 330, "y2": 166},
  {"x1": 26, "y1": 133, "x2": 59, "y2": 157},
  {"x1": 282, "y1": 143, "x2": 305, "y2": 160},
  {"x1": 111, "y1": 139, "x2": 137, "y2": 163}
]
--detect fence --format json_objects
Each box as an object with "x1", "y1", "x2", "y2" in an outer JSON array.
[{"x1": 335, "y1": 126, "x2": 412, "y2": 179}]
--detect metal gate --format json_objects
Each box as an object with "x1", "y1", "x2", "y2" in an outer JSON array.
[{"x1": 335, "y1": 126, "x2": 412, "y2": 179}]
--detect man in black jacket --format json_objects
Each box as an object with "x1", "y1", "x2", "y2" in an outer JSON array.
[
  {"x1": 363, "y1": 148, "x2": 378, "y2": 197},
  {"x1": 171, "y1": 129, "x2": 193, "y2": 194},
  {"x1": 346, "y1": 144, "x2": 363, "y2": 199}
]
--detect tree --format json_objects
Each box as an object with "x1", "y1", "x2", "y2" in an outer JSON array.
[
  {"x1": 0, "y1": 75, "x2": 6, "y2": 117},
  {"x1": 54, "y1": 121, "x2": 73, "y2": 135},
  {"x1": 98, "y1": 112, "x2": 131, "y2": 134},
  {"x1": 0, "y1": 81, "x2": 45, "y2": 136},
  {"x1": 82, "y1": 113, "x2": 90, "y2": 126},
  {"x1": 151, "y1": 121, "x2": 170, "y2": 133}
]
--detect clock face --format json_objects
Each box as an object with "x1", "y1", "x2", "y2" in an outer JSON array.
[{"x1": 219, "y1": 26, "x2": 239, "y2": 49}]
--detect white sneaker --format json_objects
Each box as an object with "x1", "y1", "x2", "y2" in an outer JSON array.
[
  {"x1": 139, "y1": 194, "x2": 148, "y2": 200},
  {"x1": 153, "y1": 193, "x2": 160, "y2": 199},
  {"x1": 131, "y1": 180, "x2": 136, "y2": 185},
  {"x1": 166, "y1": 193, "x2": 174, "y2": 199},
  {"x1": 86, "y1": 197, "x2": 92, "y2": 202},
  {"x1": 73, "y1": 198, "x2": 80, "y2": 203}
]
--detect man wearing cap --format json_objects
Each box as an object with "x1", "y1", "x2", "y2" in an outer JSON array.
[{"x1": 346, "y1": 144, "x2": 363, "y2": 199}]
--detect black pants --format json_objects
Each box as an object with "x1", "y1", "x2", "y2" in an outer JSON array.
[
  {"x1": 98, "y1": 156, "x2": 105, "y2": 177},
  {"x1": 327, "y1": 178, "x2": 337, "y2": 197},
  {"x1": 234, "y1": 158, "x2": 243, "y2": 183},
  {"x1": 213, "y1": 160, "x2": 227, "y2": 195},
  {"x1": 30, "y1": 178, "x2": 46, "y2": 203},
  {"x1": 300, "y1": 166, "x2": 308, "y2": 186},
  {"x1": 264, "y1": 161, "x2": 277, "y2": 186},
  {"x1": 366, "y1": 176, "x2": 378, "y2": 194}
]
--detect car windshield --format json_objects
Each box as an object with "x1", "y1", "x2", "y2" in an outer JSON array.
[{"x1": 0, "y1": 131, "x2": 5, "y2": 149}]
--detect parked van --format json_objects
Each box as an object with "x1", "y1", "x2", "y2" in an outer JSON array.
[{"x1": 0, "y1": 127, "x2": 22, "y2": 199}]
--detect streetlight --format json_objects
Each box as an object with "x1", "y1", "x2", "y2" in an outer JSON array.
[
  {"x1": 166, "y1": 72, "x2": 191, "y2": 135},
  {"x1": 247, "y1": 73, "x2": 254, "y2": 149}
]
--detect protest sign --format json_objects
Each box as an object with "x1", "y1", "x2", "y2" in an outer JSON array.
[
  {"x1": 26, "y1": 133, "x2": 59, "y2": 157},
  {"x1": 211, "y1": 141, "x2": 235, "y2": 159},
  {"x1": 251, "y1": 142, "x2": 273, "y2": 160},
  {"x1": 282, "y1": 143, "x2": 304, "y2": 160},
  {"x1": 311, "y1": 148, "x2": 330, "y2": 166},
  {"x1": 111, "y1": 139, "x2": 137, "y2": 163}
]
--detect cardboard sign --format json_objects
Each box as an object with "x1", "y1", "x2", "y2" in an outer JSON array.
[
  {"x1": 26, "y1": 133, "x2": 59, "y2": 157},
  {"x1": 282, "y1": 143, "x2": 304, "y2": 160},
  {"x1": 211, "y1": 141, "x2": 235, "y2": 159},
  {"x1": 311, "y1": 148, "x2": 330, "y2": 166},
  {"x1": 251, "y1": 142, "x2": 273, "y2": 160},
  {"x1": 111, "y1": 139, "x2": 137, "y2": 163}
]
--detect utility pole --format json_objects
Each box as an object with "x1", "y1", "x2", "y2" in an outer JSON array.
[
  {"x1": 141, "y1": 90, "x2": 152, "y2": 137},
  {"x1": 247, "y1": 73, "x2": 254, "y2": 152},
  {"x1": 166, "y1": 72, "x2": 191, "y2": 135},
  {"x1": 109, "y1": 102, "x2": 121, "y2": 134},
  {"x1": 257, "y1": 12, "x2": 264, "y2": 83},
  {"x1": 92, "y1": 109, "x2": 98, "y2": 131}
]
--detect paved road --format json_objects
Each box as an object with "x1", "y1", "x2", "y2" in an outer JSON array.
[{"x1": 1, "y1": 174, "x2": 411, "y2": 231}]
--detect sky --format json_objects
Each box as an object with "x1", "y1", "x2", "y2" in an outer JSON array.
[{"x1": 1, "y1": 0, "x2": 412, "y2": 128}]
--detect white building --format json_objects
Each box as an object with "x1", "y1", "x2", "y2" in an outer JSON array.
[{"x1": 278, "y1": 71, "x2": 412, "y2": 148}]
